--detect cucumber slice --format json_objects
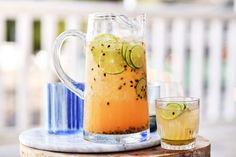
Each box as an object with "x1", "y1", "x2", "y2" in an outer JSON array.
[
  {"x1": 130, "y1": 45, "x2": 145, "y2": 68},
  {"x1": 89, "y1": 34, "x2": 121, "y2": 64},
  {"x1": 121, "y1": 42, "x2": 129, "y2": 60},
  {"x1": 99, "y1": 51, "x2": 126, "y2": 74},
  {"x1": 125, "y1": 45, "x2": 137, "y2": 69},
  {"x1": 160, "y1": 103, "x2": 186, "y2": 120},
  {"x1": 136, "y1": 78, "x2": 147, "y2": 99}
]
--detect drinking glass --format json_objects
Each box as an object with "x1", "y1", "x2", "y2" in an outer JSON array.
[
  {"x1": 47, "y1": 82, "x2": 84, "y2": 134},
  {"x1": 156, "y1": 97, "x2": 200, "y2": 150}
]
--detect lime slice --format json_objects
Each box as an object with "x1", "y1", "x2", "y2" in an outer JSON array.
[
  {"x1": 99, "y1": 51, "x2": 126, "y2": 74},
  {"x1": 160, "y1": 103, "x2": 186, "y2": 120},
  {"x1": 130, "y1": 45, "x2": 145, "y2": 68},
  {"x1": 121, "y1": 42, "x2": 129, "y2": 60},
  {"x1": 125, "y1": 45, "x2": 137, "y2": 69},
  {"x1": 89, "y1": 34, "x2": 121, "y2": 64},
  {"x1": 136, "y1": 78, "x2": 147, "y2": 99}
]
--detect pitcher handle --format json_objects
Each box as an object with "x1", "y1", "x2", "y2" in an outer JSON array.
[{"x1": 53, "y1": 30, "x2": 86, "y2": 99}]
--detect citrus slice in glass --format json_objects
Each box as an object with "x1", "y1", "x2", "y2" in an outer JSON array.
[
  {"x1": 160, "y1": 103, "x2": 186, "y2": 120},
  {"x1": 125, "y1": 45, "x2": 137, "y2": 69},
  {"x1": 136, "y1": 78, "x2": 147, "y2": 99},
  {"x1": 130, "y1": 45, "x2": 145, "y2": 69},
  {"x1": 89, "y1": 33, "x2": 121, "y2": 64},
  {"x1": 121, "y1": 41, "x2": 129, "y2": 60},
  {"x1": 99, "y1": 51, "x2": 126, "y2": 74}
]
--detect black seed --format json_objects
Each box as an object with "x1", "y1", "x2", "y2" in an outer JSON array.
[
  {"x1": 124, "y1": 65, "x2": 127, "y2": 68},
  {"x1": 130, "y1": 80, "x2": 133, "y2": 84},
  {"x1": 129, "y1": 50, "x2": 131, "y2": 52},
  {"x1": 118, "y1": 86, "x2": 122, "y2": 90},
  {"x1": 120, "y1": 77, "x2": 124, "y2": 80},
  {"x1": 102, "y1": 53, "x2": 105, "y2": 56},
  {"x1": 90, "y1": 86, "x2": 93, "y2": 89},
  {"x1": 134, "y1": 86, "x2": 137, "y2": 88},
  {"x1": 123, "y1": 83, "x2": 126, "y2": 85},
  {"x1": 91, "y1": 68, "x2": 94, "y2": 71},
  {"x1": 98, "y1": 64, "x2": 100, "y2": 68},
  {"x1": 94, "y1": 78, "x2": 96, "y2": 81},
  {"x1": 91, "y1": 48, "x2": 93, "y2": 51},
  {"x1": 104, "y1": 73, "x2": 106, "y2": 77},
  {"x1": 107, "y1": 102, "x2": 110, "y2": 105},
  {"x1": 107, "y1": 45, "x2": 110, "y2": 48},
  {"x1": 130, "y1": 85, "x2": 133, "y2": 87},
  {"x1": 172, "y1": 112, "x2": 175, "y2": 115},
  {"x1": 136, "y1": 98, "x2": 139, "y2": 100},
  {"x1": 101, "y1": 44, "x2": 104, "y2": 46},
  {"x1": 135, "y1": 79, "x2": 139, "y2": 82}
]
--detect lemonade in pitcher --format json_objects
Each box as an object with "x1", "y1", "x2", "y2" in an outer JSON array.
[{"x1": 84, "y1": 34, "x2": 149, "y2": 136}]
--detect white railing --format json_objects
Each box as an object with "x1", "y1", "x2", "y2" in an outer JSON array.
[{"x1": 0, "y1": 1, "x2": 235, "y2": 134}]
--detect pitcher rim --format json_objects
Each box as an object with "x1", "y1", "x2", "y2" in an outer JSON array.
[{"x1": 88, "y1": 12, "x2": 145, "y2": 20}]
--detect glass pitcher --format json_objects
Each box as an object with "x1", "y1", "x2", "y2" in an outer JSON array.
[{"x1": 53, "y1": 13, "x2": 149, "y2": 144}]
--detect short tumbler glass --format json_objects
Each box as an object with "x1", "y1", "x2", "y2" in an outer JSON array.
[{"x1": 156, "y1": 97, "x2": 200, "y2": 150}]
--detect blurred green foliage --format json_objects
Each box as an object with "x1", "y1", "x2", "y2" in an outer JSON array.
[
  {"x1": 6, "y1": 20, "x2": 15, "y2": 42},
  {"x1": 33, "y1": 20, "x2": 41, "y2": 53}
]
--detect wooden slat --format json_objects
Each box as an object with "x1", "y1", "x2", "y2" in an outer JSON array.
[
  {"x1": 223, "y1": 20, "x2": 236, "y2": 121},
  {"x1": 65, "y1": 16, "x2": 83, "y2": 82},
  {"x1": 207, "y1": 19, "x2": 223, "y2": 121},
  {"x1": 15, "y1": 14, "x2": 32, "y2": 130},
  {"x1": 151, "y1": 18, "x2": 167, "y2": 82},
  {"x1": 189, "y1": 19, "x2": 205, "y2": 118},
  {"x1": 0, "y1": 15, "x2": 5, "y2": 43},
  {"x1": 41, "y1": 15, "x2": 57, "y2": 82},
  {"x1": 0, "y1": 15, "x2": 6, "y2": 129},
  {"x1": 40, "y1": 15, "x2": 57, "y2": 127},
  {"x1": 171, "y1": 18, "x2": 187, "y2": 83}
]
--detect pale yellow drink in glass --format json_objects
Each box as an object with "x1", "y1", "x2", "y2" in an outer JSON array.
[{"x1": 156, "y1": 97, "x2": 199, "y2": 150}]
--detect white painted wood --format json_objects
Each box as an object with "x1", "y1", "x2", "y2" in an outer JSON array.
[
  {"x1": 223, "y1": 20, "x2": 236, "y2": 121},
  {"x1": 189, "y1": 19, "x2": 205, "y2": 118},
  {"x1": 234, "y1": 0, "x2": 236, "y2": 12},
  {"x1": 151, "y1": 18, "x2": 167, "y2": 82},
  {"x1": 0, "y1": 15, "x2": 6, "y2": 129},
  {"x1": 41, "y1": 15, "x2": 57, "y2": 82},
  {"x1": 65, "y1": 16, "x2": 83, "y2": 82},
  {"x1": 171, "y1": 18, "x2": 187, "y2": 84},
  {"x1": 40, "y1": 15, "x2": 57, "y2": 127},
  {"x1": 0, "y1": 75, "x2": 6, "y2": 129},
  {"x1": 15, "y1": 14, "x2": 32, "y2": 130},
  {"x1": 0, "y1": 1, "x2": 235, "y2": 20},
  {"x1": 207, "y1": 19, "x2": 223, "y2": 121},
  {"x1": 123, "y1": 0, "x2": 137, "y2": 11},
  {"x1": 0, "y1": 15, "x2": 5, "y2": 43}
]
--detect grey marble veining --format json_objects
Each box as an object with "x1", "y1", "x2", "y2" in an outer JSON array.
[{"x1": 19, "y1": 128, "x2": 160, "y2": 153}]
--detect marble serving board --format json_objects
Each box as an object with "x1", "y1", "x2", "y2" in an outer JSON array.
[{"x1": 19, "y1": 128, "x2": 160, "y2": 153}]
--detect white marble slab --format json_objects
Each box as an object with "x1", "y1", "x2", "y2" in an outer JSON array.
[{"x1": 19, "y1": 128, "x2": 160, "y2": 153}]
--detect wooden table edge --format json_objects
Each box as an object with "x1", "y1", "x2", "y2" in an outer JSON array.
[{"x1": 20, "y1": 136, "x2": 211, "y2": 157}]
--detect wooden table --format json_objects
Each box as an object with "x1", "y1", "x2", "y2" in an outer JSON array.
[{"x1": 20, "y1": 136, "x2": 210, "y2": 157}]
